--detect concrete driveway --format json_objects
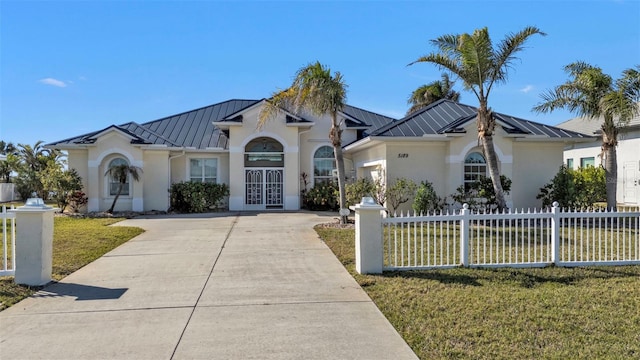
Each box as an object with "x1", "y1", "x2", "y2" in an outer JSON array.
[{"x1": 0, "y1": 212, "x2": 417, "y2": 359}]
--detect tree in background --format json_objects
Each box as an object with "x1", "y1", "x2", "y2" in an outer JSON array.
[
  {"x1": 0, "y1": 141, "x2": 18, "y2": 183},
  {"x1": 407, "y1": 73, "x2": 460, "y2": 115},
  {"x1": 409, "y1": 26, "x2": 546, "y2": 210},
  {"x1": 533, "y1": 63, "x2": 640, "y2": 209},
  {"x1": 13, "y1": 141, "x2": 65, "y2": 199},
  {"x1": 259, "y1": 61, "x2": 350, "y2": 224},
  {"x1": 105, "y1": 164, "x2": 142, "y2": 214}
]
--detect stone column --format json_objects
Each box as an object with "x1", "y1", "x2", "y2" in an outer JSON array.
[
  {"x1": 10, "y1": 199, "x2": 56, "y2": 286},
  {"x1": 354, "y1": 197, "x2": 385, "y2": 274}
]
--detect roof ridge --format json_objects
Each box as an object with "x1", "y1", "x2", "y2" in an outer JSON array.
[
  {"x1": 120, "y1": 121, "x2": 182, "y2": 147},
  {"x1": 141, "y1": 98, "x2": 261, "y2": 126}
]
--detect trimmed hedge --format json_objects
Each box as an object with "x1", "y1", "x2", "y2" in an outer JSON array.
[{"x1": 169, "y1": 182, "x2": 229, "y2": 213}]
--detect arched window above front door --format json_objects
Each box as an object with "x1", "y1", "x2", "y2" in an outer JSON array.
[
  {"x1": 244, "y1": 137, "x2": 284, "y2": 167},
  {"x1": 464, "y1": 152, "x2": 487, "y2": 191},
  {"x1": 314, "y1": 145, "x2": 336, "y2": 185}
]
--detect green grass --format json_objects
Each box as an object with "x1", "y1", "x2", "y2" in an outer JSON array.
[
  {"x1": 0, "y1": 217, "x2": 143, "y2": 310},
  {"x1": 316, "y1": 226, "x2": 640, "y2": 360}
]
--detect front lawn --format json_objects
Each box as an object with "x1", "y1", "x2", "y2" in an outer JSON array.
[
  {"x1": 0, "y1": 217, "x2": 143, "y2": 310},
  {"x1": 316, "y1": 226, "x2": 640, "y2": 360}
]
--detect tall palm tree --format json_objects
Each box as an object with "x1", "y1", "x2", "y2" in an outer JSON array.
[
  {"x1": 533, "y1": 63, "x2": 640, "y2": 208},
  {"x1": 409, "y1": 26, "x2": 546, "y2": 210},
  {"x1": 407, "y1": 73, "x2": 460, "y2": 114},
  {"x1": 259, "y1": 61, "x2": 349, "y2": 223},
  {"x1": 105, "y1": 164, "x2": 142, "y2": 213}
]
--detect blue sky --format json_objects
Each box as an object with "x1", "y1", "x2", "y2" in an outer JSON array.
[{"x1": 1, "y1": 0, "x2": 639, "y2": 147}]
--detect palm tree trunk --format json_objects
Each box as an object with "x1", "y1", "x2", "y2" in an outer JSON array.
[
  {"x1": 477, "y1": 103, "x2": 507, "y2": 210},
  {"x1": 330, "y1": 113, "x2": 348, "y2": 224},
  {"x1": 108, "y1": 184, "x2": 123, "y2": 213},
  {"x1": 481, "y1": 134, "x2": 507, "y2": 210},
  {"x1": 602, "y1": 116, "x2": 618, "y2": 209}
]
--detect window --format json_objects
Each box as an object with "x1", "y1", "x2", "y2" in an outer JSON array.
[
  {"x1": 314, "y1": 146, "x2": 336, "y2": 185},
  {"x1": 244, "y1": 137, "x2": 284, "y2": 167},
  {"x1": 190, "y1": 158, "x2": 217, "y2": 183},
  {"x1": 566, "y1": 158, "x2": 574, "y2": 169},
  {"x1": 464, "y1": 152, "x2": 487, "y2": 191},
  {"x1": 108, "y1": 158, "x2": 130, "y2": 196},
  {"x1": 580, "y1": 157, "x2": 595, "y2": 168}
]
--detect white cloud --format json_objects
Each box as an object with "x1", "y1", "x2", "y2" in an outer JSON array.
[
  {"x1": 38, "y1": 78, "x2": 67, "y2": 88},
  {"x1": 520, "y1": 85, "x2": 534, "y2": 93}
]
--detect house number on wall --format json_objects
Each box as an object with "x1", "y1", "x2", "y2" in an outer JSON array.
[{"x1": 398, "y1": 153, "x2": 409, "y2": 158}]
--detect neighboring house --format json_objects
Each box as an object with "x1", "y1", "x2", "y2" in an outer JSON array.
[
  {"x1": 556, "y1": 114, "x2": 640, "y2": 205},
  {"x1": 46, "y1": 98, "x2": 590, "y2": 213}
]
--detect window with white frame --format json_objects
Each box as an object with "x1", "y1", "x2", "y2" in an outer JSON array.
[
  {"x1": 190, "y1": 158, "x2": 217, "y2": 183},
  {"x1": 464, "y1": 152, "x2": 487, "y2": 191},
  {"x1": 580, "y1": 157, "x2": 595, "y2": 168},
  {"x1": 108, "y1": 158, "x2": 130, "y2": 196},
  {"x1": 314, "y1": 146, "x2": 336, "y2": 185}
]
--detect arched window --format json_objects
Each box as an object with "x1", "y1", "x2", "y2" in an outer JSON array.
[
  {"x1": 314, "y1": 146, "x2": 336, "y2": 185},
  {"x1": 108, "y1": 158, "x2": 130, "y2": 196},
  {"x1": 464, "y1": 152, "x2": 486, "y2": 191},
  {"x1": 244, "y1": 137, "x2": 284, "y2": 167}
]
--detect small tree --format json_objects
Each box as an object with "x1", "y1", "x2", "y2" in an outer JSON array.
[
  {"x1": 412, "y1": 180, "x2": 446, "y2": 214},
  {"x1": 105, "y1": 164, "x2": 142, "y2": 213},
  {"x1": 42, "y1": 167, "x2": 84, "y2": 212},
  {"x1": 386, "y1": 178, "x2": 417, "y2": 214}
]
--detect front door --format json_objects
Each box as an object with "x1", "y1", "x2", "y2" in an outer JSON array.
[
  {"x1": 245, "y1": 168, "x2": 284, "y2": 210},
  {"x1": 623, "y1": 161, "x2": 639, "y2": 204}
]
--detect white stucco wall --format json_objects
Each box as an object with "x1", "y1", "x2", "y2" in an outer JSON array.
[
  {"x1": 143, "y1": 150, "x2": 169, "y2": 211},
  {"x1": 512, "y1": 141, "x2": 565, "y2": 209}
]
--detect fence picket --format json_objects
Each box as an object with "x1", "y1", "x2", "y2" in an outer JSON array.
[{"x1": 375, "y1": 203, "x2": 640, "y2": 271}]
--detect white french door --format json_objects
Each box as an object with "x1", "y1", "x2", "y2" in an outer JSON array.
[{"x1": 245, "y1": 168, "x2": 284, "y2": 210}]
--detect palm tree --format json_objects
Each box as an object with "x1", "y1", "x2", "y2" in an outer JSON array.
[
  {"x1": 409, "y1": 26, "x2": 546, "y2": 210},
  {"x1": 259, "y1": 61, "x2": 349, "y2": 223},
  {"x1": 533, "y1": 63, "x2": 640, "y2": 209},
  {"x1": 105, "y1": 164, "x2": 142, "y2": 213},
  {"x1": 0, "y1": 141, "x2": 17, "y2": 183},
  {"x1": 407, "y1": 73, "x2": 460, "y2": 114}
]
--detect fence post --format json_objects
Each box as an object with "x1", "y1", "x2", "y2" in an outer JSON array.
[
  {"x1": 9, "y1": 198, "x2": 57, "y2": 286},
  {"x1": 460, "y1": 203, "x2": 469, "y2": 267},
  {"x1": 354, "y1": 197, "x2": 385, "y2": 274},
  {"x1": 551, "y1": 201, "x2": 560, "y2": 266}
]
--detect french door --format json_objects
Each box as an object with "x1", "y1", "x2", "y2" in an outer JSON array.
[{"x1": 245, "y1": 168, "x2": 284, "y2": 210}]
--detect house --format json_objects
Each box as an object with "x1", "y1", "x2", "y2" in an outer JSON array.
[
  {"x1": 556, "y1": 114, "x2": 640, "y2": 205},
  {"x1": 46, "y1": 98, "x2": 590, "y2": 213}
]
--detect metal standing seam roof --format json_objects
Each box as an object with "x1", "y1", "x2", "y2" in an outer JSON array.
[
  {"x1": 370, "y1": 99, "x2": 591, "y2": 139},
  {"x1": 556, "y1": 113, "x2": 640, "y2": 135},
  {"x1": 46, "y1": 99, "x2": 397, "y2": 149}
]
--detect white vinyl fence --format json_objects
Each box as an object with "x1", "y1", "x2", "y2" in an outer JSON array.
[
  {"x1": 354, "y1": 201, "x2": 640, "y2": 274},
  {"x1": 1, "y1": 205, "x2": 16, "y2": 276}
]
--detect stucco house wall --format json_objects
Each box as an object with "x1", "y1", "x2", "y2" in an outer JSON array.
[
  {"x1": 46, "y1": 98, "x2": 588, "y2": 213},
  {"x1": 558, "y1": 115, "x2": 640, "y2": 205}
]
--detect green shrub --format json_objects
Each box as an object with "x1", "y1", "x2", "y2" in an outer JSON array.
[
  {"x1": 451, "y1": 175, "x2": 512, "y2": 211},
  {"x1": 169, "y1": 181, "x2": 230, "y2": 213},
  {"x1": 412, "y1": 180, "x2": 446, "y2": 214},
  {"x1": 302, "y1": 182, "x2": 339, "y2": 211},
  {"x1": 345, "y1": 178, "x2": 376, "y2": 207},
  {"x1": 537, "y1": 166, "x2": 605, "y2": 209}
]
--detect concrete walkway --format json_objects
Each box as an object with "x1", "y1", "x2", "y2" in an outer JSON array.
[{"x1": 0, "y1": 212, "x2": 417, "y2": 359}]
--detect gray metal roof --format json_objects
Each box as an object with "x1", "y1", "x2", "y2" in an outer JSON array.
[
  {"x1": 556, "y1": 112, "x2": 640, "y2": 135},
  {"x1": 47, "y1": 98, "x2": 396, "y2": 149},
  {"x1": 341, "y1": 104, "x2": 397, "y2": 133},
  {"x1": 371, "y1": 99, "x2": 591, "y2": 139}
]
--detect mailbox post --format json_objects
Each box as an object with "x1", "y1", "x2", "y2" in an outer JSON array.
[{"x1": 10, "y1": 198, "x2": 56, "y2": 286}]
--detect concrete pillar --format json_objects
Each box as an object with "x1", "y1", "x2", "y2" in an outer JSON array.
[
  {"x1": 354, "y1": 197, "x2": 385, "y2": 274},
  {"x1": 10, "y1": 198, "x2": 56, "y2": 286}
]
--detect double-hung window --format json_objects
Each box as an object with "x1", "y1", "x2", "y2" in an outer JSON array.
[
  {"x1": 190, "y1": 158, "x2": 217, "y2": 183},
  {"x1": 314, "y1": 146, "x2": 336, "y2": 185}
]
